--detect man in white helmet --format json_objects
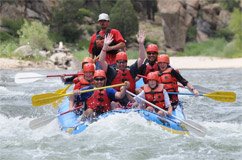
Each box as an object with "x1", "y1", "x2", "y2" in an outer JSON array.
[{"x1": 88, "y1": 13, "x2": 126, "y2": 67}]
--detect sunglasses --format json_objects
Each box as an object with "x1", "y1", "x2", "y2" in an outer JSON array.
[
  {"x1": 117, "y1": 61, "x2": 127, "y2": 64},
  {"x1": 94, "y1": 78, "x2": 105, "y2": 81},
  {"x1": 147, "y1": 52, "x2": 158, "y2": 55}
]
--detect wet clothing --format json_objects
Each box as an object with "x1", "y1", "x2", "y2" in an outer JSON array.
[{"x1": 88, "y1": 28, "x2": 125, "y2": 65}]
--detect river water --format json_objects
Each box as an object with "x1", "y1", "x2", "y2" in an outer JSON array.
[{"x1": 0, "y1": 69, "x2": 241, "y2": 160}]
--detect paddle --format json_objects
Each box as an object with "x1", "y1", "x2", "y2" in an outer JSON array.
[
  {"x1": 29, "y1": 106, "x2": 82, "y2": 130},
  {"x1": 167, "y1": 91, "x2": 236, "y2": 103},
  {"x1": 32, "y1": 83, "x2": 125, "y2": 107},
  {"x1": 193, "y1": 85, "x2": 215, "y2": 94},
  {"x1": 126, "y1": 90, "x2": 207, "y2": 137},
  {"x1": 15, "y1": 72, "x2": 82, "y2": 84},
  {"x1": 51, "y1": 84, "x2": 72, "y2": 108}
]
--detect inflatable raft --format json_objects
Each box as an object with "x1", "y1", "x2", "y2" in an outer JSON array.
[{"x1": 57, "y1": 98, "x2": 189, "y2": 135}]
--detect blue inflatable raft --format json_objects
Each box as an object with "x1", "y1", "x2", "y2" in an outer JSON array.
[{"x1": 57, "y1": 98, "x2": 189, "y2": 135}]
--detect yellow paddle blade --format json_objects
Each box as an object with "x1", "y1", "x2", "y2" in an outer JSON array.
[
  {"x1": 32, "y1": 93, "x2": 71, "y2": 107},
  {"x1": 52, "y1": 85, "x2": 72, "y2": 108},
  {"x1": 32, "y1": 83, "x2": 125, "y2": 107},
  {"x1": 204, "y1": 91, "x2": 236, "y2": 102}
]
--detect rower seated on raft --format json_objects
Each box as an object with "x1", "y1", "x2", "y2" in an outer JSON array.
[{"x1": 71, "y1": 69, "x2": 130, "y2": 119}]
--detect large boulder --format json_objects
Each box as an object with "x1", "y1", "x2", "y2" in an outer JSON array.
[
  {"x1": 0, "y1": 0, "x2": 58, "y2": 22},
  {"x1": 158, "y1": 0, "x2": 198, "y2": 51}
]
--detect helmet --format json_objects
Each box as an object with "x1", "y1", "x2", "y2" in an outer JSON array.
[
  {"x1": 82, "y1": 57, "x2": 94, "y2": 67},
  {"x1": 146, "y1": 44, "x2": 158, "y2": 53},
  {"x1": 147, "y1": 72, "x2": 159, "y2": 82},
  {"x1": 157, "y1": 54, "x2": 170, "y2": 64},
  {"x1": 115, "y1": 52, "x2": 128, "y2": 61},
  {"x1": 98, "y1": 13, "x2": 110, "y2": 21},
  {"x1": 83, "y1": 63, "x2": 95, "y2": 73},
  {"x1": 94, "y1": 70, "x2": 106, "y2": 78}
]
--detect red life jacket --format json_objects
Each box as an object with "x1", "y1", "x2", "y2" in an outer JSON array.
[
  {"x1": 73, "y1": 75, "x2": 93, "y2": 90},
  {"x1": 157, "y1": 68, "x2": 179, "y2": 104},
  {"x1": 143, "y1": 62, "x2": 159, "y2": 83},
  {"x1": 144, "y1": 84, "x2": 166, "y2": 109},
  {"x1": 111, "y1": 69, "x2": 135, "y2": 93},
  {"x1": 92, "y1": 28, "x2": 118, "y2": 57},
  {"x1": 86, "y1": 89, "x2": 111, "y2": 114}
]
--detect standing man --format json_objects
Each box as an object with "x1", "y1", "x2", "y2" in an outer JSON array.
[
  {"x1": 88, "y1": 13, "x2": 126, "y2": 67},
  {"x1": 98, "y1": 31, "x2": 146, "y2": 107}
]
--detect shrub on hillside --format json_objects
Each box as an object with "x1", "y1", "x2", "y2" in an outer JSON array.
[
  {"x1": 1, "y1": 18, "x2": 24, "y2": 37},
  {"x1": 18, "y1": 20, "x2": 53, "y2": 51},
  {"x1": 0, "y1": 32, "x2": 14, "y2": 42},
  {"x1": 110, "y1": 0, "x2": 138, "y2": 42},
  {"x1": 228, "y1": 9, "x2": 242, "y2": 52},
  {"x1": 50, "y1": 0, "x2": 93, "y2": 43}
]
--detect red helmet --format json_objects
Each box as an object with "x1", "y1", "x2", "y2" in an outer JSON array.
[
  {"x1": 146, "y1": 44, "x2": 158, "y2": 53},
  {"x1": 115, "y1": 52, "x2": 128, "y2": 61},
  {"x1": 94, "y1": 70, "x2": 106, "y2": 78},
  {"x1": 82, "y1": 57, "x2": 94, "y2": 67},
  {"x1": 147, "y1": 72, "x2": 159, "y2": 82},
  {"x1": 157, "y1": 54, "x2": 170, "y2": 64},
  {"x1": 83, "y1": 63, "x2": 95, "y2": 72}
]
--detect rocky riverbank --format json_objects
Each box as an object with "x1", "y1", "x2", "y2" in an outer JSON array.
[{"x1": 1, "y1": 56, "x2": 242, "y2": 70}]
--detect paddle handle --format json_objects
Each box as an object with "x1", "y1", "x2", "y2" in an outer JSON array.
[
  {"x1": 62, "y1": 83, "x2": 126, "y2": 96},
  {"x1": 47, "y1": 73, "x2": 83, "y2": 78},
  {"x1": 137, "y1": 74, "x2": 147, "y2": 79},
  {"x1": 167, "y1": 92, "x2": 203, "y2": 96},
  {"x1": 58, "y1": 106, "x2": 83, "y2": 116},
  {"x1": 126, "y1": 91, "x2": 206, "y2": 135}
]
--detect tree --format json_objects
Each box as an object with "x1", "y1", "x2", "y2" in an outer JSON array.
[
  {"x1": 50, "y1": 0, "x2": 93, "y2": 43},
  {"x1": 229, "y1": 9, "x2": 242, "y2": 50},
  {"x1": 18, "y1": 20, "x2": 53, "y2": 50},
  {"x1": 110, "y1": 0, "x2": 138, "y2": 42}
]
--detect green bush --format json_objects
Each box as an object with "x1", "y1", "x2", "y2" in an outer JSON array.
[
  {"x1": 78, "y1": 38, "x2": 90, "y2": 50},
  {"x1": 1, "y1": 18, "x2": 24, "y2": 37},
  {"x1": 18, "y1": 20, "x2": 53, "y2": 50},
  {"x1": 228, "y1": 9, "x2": 242, "y2": 51},
  {"x1": 61, "y1": 24, "x2": 82, "y2": 43},
  {"x1": 213, "y1": 27, "x2": 234, "y2": 41},
  {"x1": 186, "y1": 25, "x2": 197, "y2": 42},
  {"x1": 223, "y1": 41, "x2": 242, "y2": 57},
  {"x1": 50, "y1": 0, "x2": 92, "y2": 43},
  {"x1": 110, "y1": 0, "x2": 139, "y2": 42},
  {"x1": 73, "y1": 49, "x2": 89, "y2": 61},
  {"x1": 178, "y1": 38, "x2": 227, "y2": 57},
  {"x1": 219, "y1": 0, "x2": 240, "y2": 12},
  {"x1": 0, "y1": 40, "x2": 18, "y2": 58},
  {"x1": 0, "y1": 32, "x2": 14, "y2": 42}
]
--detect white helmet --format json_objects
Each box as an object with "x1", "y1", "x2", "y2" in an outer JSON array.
[{"x1": 98, "y1": 13, "x2": 110, "y2": 21}]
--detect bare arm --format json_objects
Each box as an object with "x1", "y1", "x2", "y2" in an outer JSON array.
[
  {"x1": 136, "y1": 31, "x2": 146, "y2": 68},
  {"x1": 115, "y1": 81, "x2": 129, "y2": 99},
  {"x1": 99, "y1": 33, "x2": 113, "y2": 72},
  {"x1": 163, "y1": 89, "x2": 172, "y2": 115},
  {"x1": 186, "y1": 82, "x2": 199, "y2": 96},
  {"x1": 107, "y1": 42, "x2": 125, "y2": 51}
]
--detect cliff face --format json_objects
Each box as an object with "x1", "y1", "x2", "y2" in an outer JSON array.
[
  {"x1": 157, "y1": 0, "x2": 233, "y2": 51},
  {"x1": 0, "y1": 0, "x2": 58, "y2": 22}
]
